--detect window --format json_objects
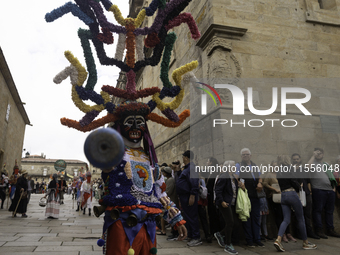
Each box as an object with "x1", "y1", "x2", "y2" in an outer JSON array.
[
  {"x1": 318, "y1": 0, "x2": 337, "y2": 10},
  {"x1": 43, "y1": 168, "x2": 47, "y2": 176},
  {"x1": 5, "y1": 104, "x2": 10, "y2": 122},
  {"x1": 305, "y1": 0, "x2": 340, "y2": 25}
]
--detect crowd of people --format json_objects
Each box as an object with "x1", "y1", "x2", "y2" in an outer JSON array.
[
  {"x1": 1, "y1": 147, "x2": 340, "y2": 254},
  {"x1": 156, "y1": 147, "x2": 340, "y2": 254},
  {"x1": 0, "y1": 163, "x2": 104, "y2": 220}
]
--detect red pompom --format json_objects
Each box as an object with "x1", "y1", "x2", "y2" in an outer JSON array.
[
  {"x1": 144, "y1": 33, "x2": 160, "y2": 48},
  {"x1": 97, "y1": 27, "x2": 114, "y2": 44}
]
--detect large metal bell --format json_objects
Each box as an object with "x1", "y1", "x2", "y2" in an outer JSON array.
[
  {"x1": 110, "y1": 208, "x2": 120, "y2": 220},
  {"x1": 93, "y1": 205, "x2": 107, "y2": 217},
  {"x1": 84, "y1": 128, "x2": 125, "y2": 169},
  {"x1": 126, "y1": 214, "x2": 138, "y2": 227}
]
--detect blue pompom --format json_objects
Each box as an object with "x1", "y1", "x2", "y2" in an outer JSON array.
[{"x1": 97, "y1": 238, "x2": 105, "y2": 247}]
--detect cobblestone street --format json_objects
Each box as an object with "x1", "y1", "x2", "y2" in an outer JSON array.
[{"x1": 1, "y1": 194, "x2": 340, "y2": 255}]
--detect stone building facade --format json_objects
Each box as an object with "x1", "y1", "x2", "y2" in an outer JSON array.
[
  {"x1": 119, "y1": 0, "x2": 340, "y2": 230},
  {"x1": 123, "y1": 0, "x2": 340, "y2": 167},
  {"x1": 0, "y1": 47, "x2": 30, "y2": 174},
  {"x1": 21, "y1": 154, "x2": 89, "y2": 182}
]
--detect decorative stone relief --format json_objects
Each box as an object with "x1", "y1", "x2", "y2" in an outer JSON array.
[
  {"x1": 206, "y1": 36, "x2": 232, "y2": 56},
  {"x1": 196, "y1": 24, "x2": 246, "y2": 104},
  {"x1": 206, "y1": 46, "x2": 242, "y2": 104}
]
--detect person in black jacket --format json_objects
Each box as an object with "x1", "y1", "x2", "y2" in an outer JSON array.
[
  {"x1": 205, "y1": 157, "x2": 221, "y2": 239},
  {"x1": 44, "y1": 173, "x2": 60, "y2": 218},
  {"x1": 9, "y1": 170, "x2": 28, "y2": 217},
  {"x1": 175, "y1": 150, "x2": 201, "y2": 247},
  {"x1": 274, "y1": 155, "x2": 317, "y2": 252},
  {"x1": 58, "y1": 175, "x2": 67, "y2": 205},
  {"x1": 214, "y1": 160, "x2": 245, "y2": 255}
]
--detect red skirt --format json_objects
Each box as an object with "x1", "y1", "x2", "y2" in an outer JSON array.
[{"x1": 106, "y1": 220, "x2": 156, "y2": 255}]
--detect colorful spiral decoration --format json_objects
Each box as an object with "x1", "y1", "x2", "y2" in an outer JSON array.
[{"x1": 46, "y1": 0, "x2": 201, "y2": 132}]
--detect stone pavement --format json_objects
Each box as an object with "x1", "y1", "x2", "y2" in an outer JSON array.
[{"x1": 0, "y1": 194, "x2": 340, "y2": 255}]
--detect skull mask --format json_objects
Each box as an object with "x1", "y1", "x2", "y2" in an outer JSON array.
[{"x1": 119, "y1": 115, "x2": 146, "y2": 143}]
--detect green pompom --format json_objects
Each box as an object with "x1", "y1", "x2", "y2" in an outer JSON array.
[{"x1": 150, "y1": 247, "x2": 157, "y2": 254}]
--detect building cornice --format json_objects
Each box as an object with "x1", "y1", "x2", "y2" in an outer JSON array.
[
  {"x1": 196, "y1": 24, "x2": 247, "y2": 52},
  {"x1": 0, "y1": 47, "x2": 31, "y2": 125}
]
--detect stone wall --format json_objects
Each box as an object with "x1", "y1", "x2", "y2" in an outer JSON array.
[
  {"x1": 0, "y1": 48, "x2": 30, "y2": 172},
  {"x1": 129, "y1": 0, "x2": 340, "y2": 231},
  {"x1": 130, "y1": 0, "x2": 340, "y2": 166}
]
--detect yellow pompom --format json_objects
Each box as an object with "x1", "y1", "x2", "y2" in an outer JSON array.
[{"x1": 127, "y1": 248, "x2": 135, "y2": 255}]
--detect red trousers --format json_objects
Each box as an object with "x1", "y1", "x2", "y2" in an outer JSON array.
[{"x1": 106, "y1": 220, "x2": 156, "y2": 255}]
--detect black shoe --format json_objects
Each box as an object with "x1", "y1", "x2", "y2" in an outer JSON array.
[
  {"x1": 254, "y1": 241, "x2": 265, "y2": 247},
  {"x1": 316, "y1": 230, "x2": 328, "y2": 239},
  {"x1": 167, "y1": 234, "x2": 178, "y2": 241},
  {"x1": 307, "y1": 232, "x2": 320, "y2": 239},
  {"x1": 326, "y1": 229, "x2": 340, "y2": 238}
]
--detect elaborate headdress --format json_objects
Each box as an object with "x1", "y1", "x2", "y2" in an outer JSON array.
[{"x1": 45, "y1": 0, "x2": 200, "y2": 132}]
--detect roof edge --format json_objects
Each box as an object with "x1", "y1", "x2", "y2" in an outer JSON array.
[{"x1": 0, "y1": 47, "x2": 31, "y2": 125}]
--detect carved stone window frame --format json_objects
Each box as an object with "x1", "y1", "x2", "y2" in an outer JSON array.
[{"x1": 305, "y1": 0, "x2": 340, "y2": 26}]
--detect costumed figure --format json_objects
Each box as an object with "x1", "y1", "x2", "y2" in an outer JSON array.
[
  {"x1": 72, "y1": 176, "x2": 78, "y2": 200},
  {"x1": 0, "y1": 164, "x2": 9, "y2": 209},
  {"x1": 81, "y1": 171, "x2": 93, "y2": 216},
  {"x1": 45, "y1": 0, "x2": 201, "y2": 254},
  {"x1": 76, "y1": 174, "x2": 85, "y2": 211},
  {"x1": 58, "y1": 175, "x2": 67, "y2": 204},
  {"x1": 9, "y1": 160, "x2": 20, "y2": 200},
  {"x1": 9, "y1": 169, "x2": 28, "y2": 217},
  {"x1": 93, "y1": 181, "x2": 99, "y2": 201},
  {"x1": 45, "y1": 173, "x2": 60, "y2": 218}
]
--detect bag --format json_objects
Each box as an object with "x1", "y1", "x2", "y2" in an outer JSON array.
[
  {"x1": 199, "y1": 185, "x2": 208, "y2": 200},
  {"x1": 39, "y1": 197, "x2": 47, "y2": 207},
  {"x1": 272, "y1": 184, "x2": 281, "y2": 203},
  {"x1": 299, "y1": 188, "x2": 306, "y2": 207}
]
